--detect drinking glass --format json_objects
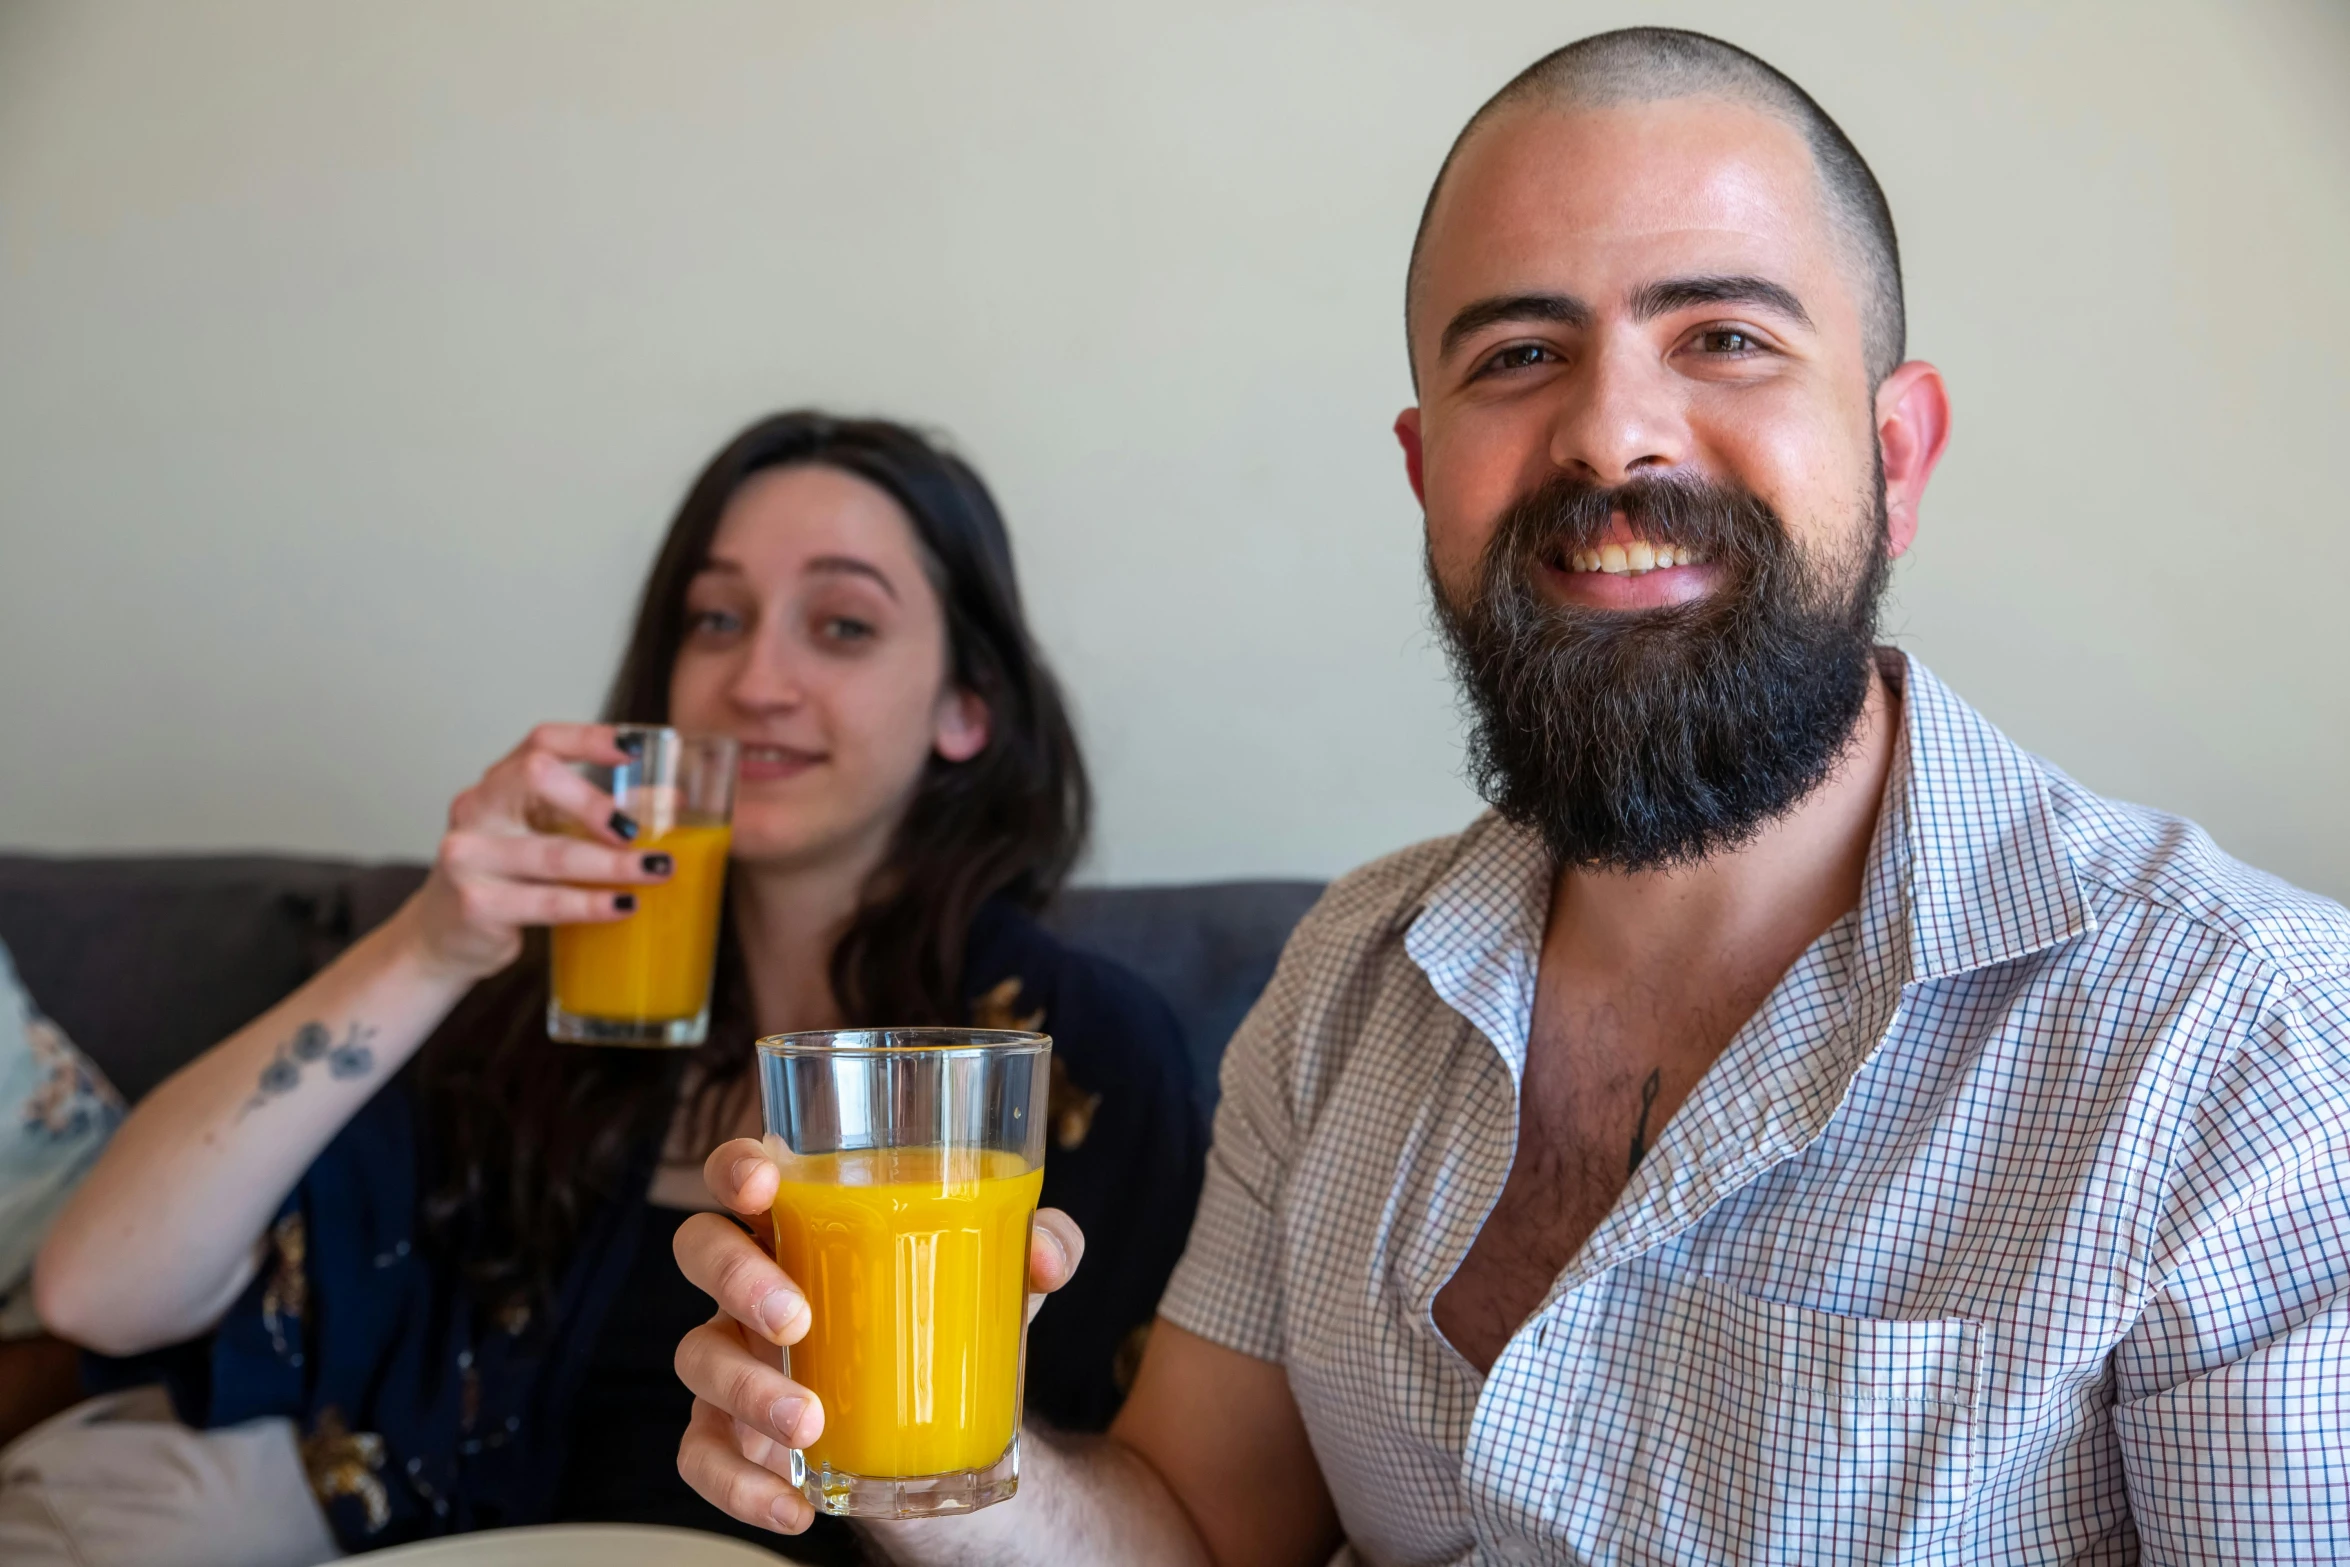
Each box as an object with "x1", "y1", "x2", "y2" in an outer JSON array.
[
  {"x1": 547, "y1": 725, "x2": 738, "y2": 1046},
  {"x1": 756, "y1": 1028, "x2": 1052, "y2": 1519}
]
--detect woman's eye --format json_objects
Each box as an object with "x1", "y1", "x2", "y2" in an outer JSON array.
[
  {"x1": 686, "y1": 608, "x2": 743, "y2": 636},
  {"x1": 820, "y1": 616, "x2": 876, "y2": 644}
]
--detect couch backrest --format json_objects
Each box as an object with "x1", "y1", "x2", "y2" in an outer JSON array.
[{"x1": 0, "y1": 854, "x2": 1323, "y2": 1110}]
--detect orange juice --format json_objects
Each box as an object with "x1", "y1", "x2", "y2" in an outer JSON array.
[
  {"x1": 549, "y1": 820, "x2": 731, "y2": 1022},
  {"x1": 771, "y1": 1146, "x2": 1042, "y2": 1478}
]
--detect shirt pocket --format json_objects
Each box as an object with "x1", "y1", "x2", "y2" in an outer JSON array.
[{"x1": 1606, "y1": 1277, "x2": 1983, "y2": 1561}]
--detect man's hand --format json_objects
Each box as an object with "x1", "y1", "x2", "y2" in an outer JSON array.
[{"x1": 670, "y1": 1136, "x2": 1086, "y2": 1533}]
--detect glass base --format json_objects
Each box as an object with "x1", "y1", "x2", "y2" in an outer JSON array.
[
  {"x1": 791, "y1": 1439, "x2": 1019, "y2": 1519},
  {"x1": 545, "y1": 1001, "x2": 709, "y2": 1048}
]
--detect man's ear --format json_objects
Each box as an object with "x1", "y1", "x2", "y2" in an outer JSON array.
[
  {"x1": 934, "y1": 687, "x2": 990, "y2": 763},
  {"x1": 1875, "y1": 362, "x2": 1951, "y2": 560},
  {"x1": 1394, "y1": 408, "x2": 1426, "y2": 506}
]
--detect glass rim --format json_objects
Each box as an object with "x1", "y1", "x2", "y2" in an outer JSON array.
[
  {"x1": 609, "y1": 722, "x2": 739, "y2": 751},
  {"x1": 756, "y1": 1027, "x2": 1050, "y2": 1058}
]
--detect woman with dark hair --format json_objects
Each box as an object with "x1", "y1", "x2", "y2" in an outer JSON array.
[{"x1": 35, "y1": 413, "x2": 1203, "y2": 1560}]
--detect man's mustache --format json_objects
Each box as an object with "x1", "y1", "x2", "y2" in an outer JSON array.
[{"x1": 1491, "y1": 473, "x2": 1785, "y2": 579}]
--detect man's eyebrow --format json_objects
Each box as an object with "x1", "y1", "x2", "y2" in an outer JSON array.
[
  {"x1": 1627, "y1": 275, "x2": 1814, "y2": 331},
  {"x1": 1438, "y1": 292, "x2": 1593, "y2": 363}
]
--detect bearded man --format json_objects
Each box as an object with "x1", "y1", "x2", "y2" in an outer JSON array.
[{"x1": 676, "y1": 27, "x2": 2350, "y2": 1564}]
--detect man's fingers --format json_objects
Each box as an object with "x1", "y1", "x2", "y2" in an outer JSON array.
[
  {"x1": 674, "y1": 1212, "x2": 806, "y2": 1346},
  {"x1": 679, "y1": 1397, "x2": 813, "y2": 1535},
  {"x1": 704, "y1": 1137, "x2": 782, "y2": 1217},
  {"x1": 673, "y1": 1317, "x2": 824, "y2": 1450},
  {"x1": 1030, "y1": 1206, "x2": 1086, "y2": 1293},
  {"x1": 731, "y1": 1412, "x2": 795, "y2": 1475}
]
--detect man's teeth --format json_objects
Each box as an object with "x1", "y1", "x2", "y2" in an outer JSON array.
[{"x1": 1565, "y1": 542, "x2": 1709, "y2": 575}]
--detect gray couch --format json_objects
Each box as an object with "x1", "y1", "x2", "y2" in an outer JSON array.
[{"x1": 0, "y1": 854, "x2": 1324, "y2": 1109}]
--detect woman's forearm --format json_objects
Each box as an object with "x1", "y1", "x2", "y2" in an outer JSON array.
[{"x1": 32, "y1": 897, "x2": 477, "y2": 1354}]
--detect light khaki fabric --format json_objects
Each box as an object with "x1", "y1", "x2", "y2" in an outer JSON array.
[{"x1": 0, "y1": 1387, "x2": 340, "y2": 1567}]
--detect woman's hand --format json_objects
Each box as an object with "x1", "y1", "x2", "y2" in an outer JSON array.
[
  {"x1": 672, "y1": 1137, "x2": 1087, "y2": 1533},
  {"x1": 403, "y1": 722, "x2": 675, "y2": 981},
  {"x1": 30, "y1": 728, "x2": 665, "y2": 1353}
]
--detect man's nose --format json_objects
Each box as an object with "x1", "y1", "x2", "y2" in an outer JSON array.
[{"x1": 1545, "y1": 335, "x2": 1689, "y2": 487}]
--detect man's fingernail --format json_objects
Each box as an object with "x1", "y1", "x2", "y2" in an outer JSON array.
[
  {"x1": 730, "y1": 1156, "x2": 766, "y2": 1193},
  {"x1": 642, "y1": 852, "x2": 673, "y2": 876},
  {"x1": 609, "y1": 811, "x2": 639, "y2": 840},
  {"x1": 768, "y1": 1393, "x2": 808, "y2": 1444},
  {"x1": 613, "y1": 893, "x2": 637, "y2": 913},
  {"x1": 757, "y1": 1289, "x2": 805, "y2": 1342},
  {"x1": 770, "y1": 1495, "x2": 803, "y2": 1530}
]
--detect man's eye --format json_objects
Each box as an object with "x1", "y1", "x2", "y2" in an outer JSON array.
[
  {"x1": 1696, "y1": 328, "x2": 1763, "y2": 355},
  {"x1": 1480, "y1": 343, "x2": 1556, "y2": 375}
]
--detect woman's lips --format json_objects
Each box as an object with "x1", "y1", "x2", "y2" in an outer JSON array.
[{"x1": 737, "y1": 744, "x2": 824, "y2": 782}]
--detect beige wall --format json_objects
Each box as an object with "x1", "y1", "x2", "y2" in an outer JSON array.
[{"x1": 2, "y1": 0, "x2": 2345, "y2": 897}]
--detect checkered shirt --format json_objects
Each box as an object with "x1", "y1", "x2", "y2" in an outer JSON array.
[{"x1": 1159, "y1": 654, "x2": 2350, "y2": 1565}]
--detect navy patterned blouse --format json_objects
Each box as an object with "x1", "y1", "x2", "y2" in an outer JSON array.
[{"x1": 99, "y1": 901, "x2": 1203, "y2": 1555}]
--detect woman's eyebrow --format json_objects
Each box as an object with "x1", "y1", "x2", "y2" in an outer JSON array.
[
  {"x1": 804, "y1": 555, "x2": 898, "y2": 601},
  {"x1": 697, "y1": 554, "x2": 899, "y2": 602}
]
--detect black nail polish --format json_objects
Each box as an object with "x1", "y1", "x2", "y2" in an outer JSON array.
[
  {"x1": 614, "y1": 893, "x2": 637, "y2": 912},
  {"x1": 608, "y1": 811, "x2": 638, "y2": 841},
  {"x1": 615, "y1": 731, "x2": 645, "y2": 756},
  {"x1": 642, "y1": 852, "x2": 674, "y2": 876}
]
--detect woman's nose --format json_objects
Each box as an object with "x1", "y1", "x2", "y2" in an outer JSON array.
[{"x1": 724, "y1": 641, "x2": 807, "y2": 713}]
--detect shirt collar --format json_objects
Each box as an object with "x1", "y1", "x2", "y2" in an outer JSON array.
[
  {"x1": 1404, "y1": 812, "x2": 1552, "y2": 1079},
  {"x1": 1402, "y1": 651, "x2": 2096, "y2": 1069},
  {"x1": 1882, "y1": 652, "x2": 2096, "y2": 984}
]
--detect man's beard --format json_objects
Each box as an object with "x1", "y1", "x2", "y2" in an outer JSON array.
[{"x1": 1429, "y1": 467, "x2": 1891, "y2": 873}]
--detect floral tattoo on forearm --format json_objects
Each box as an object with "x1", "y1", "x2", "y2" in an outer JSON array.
[{"x1": 240, "y1": 1020, "x2": 377, "y2": 1117}]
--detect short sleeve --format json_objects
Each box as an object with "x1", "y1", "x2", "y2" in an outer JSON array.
[
  {"x1": 0, "y1": 939, "x2": 123, "y2": 1336},
  {"x1": 2115, "y1": 1289, "x2": 2350, "y2": 1561},
  {"x1": 2112, "y1": 975, "x2": 2350, "y2": 1561},
  {"x1": 1155, "y1": 914, "x2": 1313, "y2": 1366}
]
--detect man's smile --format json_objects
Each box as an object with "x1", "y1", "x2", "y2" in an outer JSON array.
[{"x1": 1534, "y1": 511, "x2": 1719, "y2": 608}]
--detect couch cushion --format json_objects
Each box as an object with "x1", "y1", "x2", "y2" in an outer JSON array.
[
  {"x1": 322, "y1": 865, "x2": 1322, "y2": 1105},
  {"x1": 0, "y1": 855, "x2": 1323, "y2": 1112},
  {"x1": 0, "y1": 856, "x2": 361, "y2": 1102},
  {"x1": 1045, "y1": 881, "x2": 1323, "y2": 1108}
]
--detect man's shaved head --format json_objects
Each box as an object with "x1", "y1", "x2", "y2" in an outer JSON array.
[{"x1": 1408, "y1": 27, "x2": 1905, "y2": 387}]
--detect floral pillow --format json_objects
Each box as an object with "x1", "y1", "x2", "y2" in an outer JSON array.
[{"x1": 0, "y1": 939, "x2": 122, "y2": 1338}]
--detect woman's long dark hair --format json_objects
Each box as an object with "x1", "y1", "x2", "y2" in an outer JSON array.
[{"x1": 417, "y1": 412, "x2": 1089, "y2": 1310}]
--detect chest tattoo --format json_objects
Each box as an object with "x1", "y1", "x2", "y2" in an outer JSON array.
[{"x1": 1627, "y1": 1067, "x2": 1662, "y2": 1175}]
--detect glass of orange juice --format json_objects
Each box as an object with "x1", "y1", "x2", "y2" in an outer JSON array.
[
  {"x1": 756, "y1": 1028, "x2": 1052, "y2": 1519},
  {"x1": 547, "y1": 725, "x2": 738, "y2": 1046}
]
